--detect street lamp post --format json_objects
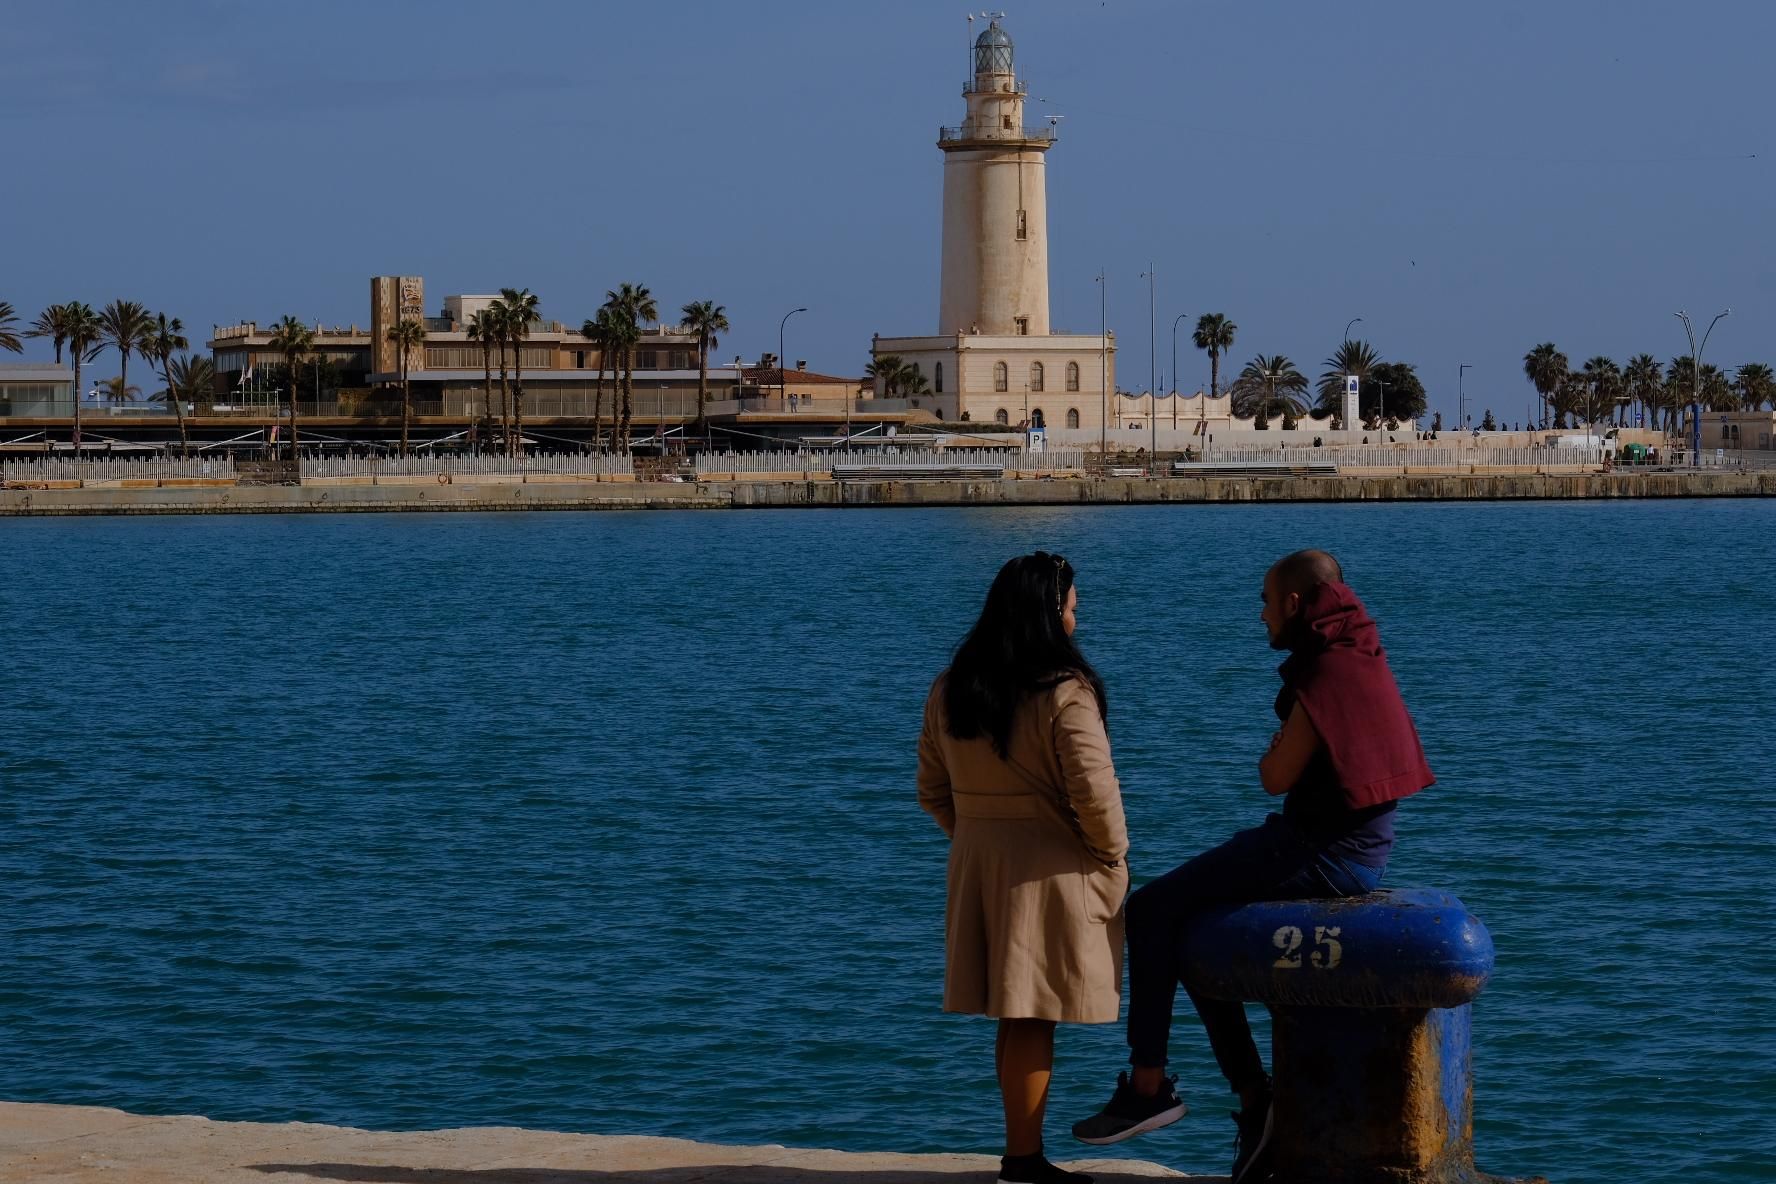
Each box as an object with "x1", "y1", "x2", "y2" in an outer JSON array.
[
  {"x1": 1096, "y1": 270, "x2": 1107, "y2": 459},
  {"x1": 1459, "y1": 363, "x2": 1472, "y2": 437},
  {"x1": 1675, "y1": 308, "x2": 1729, "y2": 466},
  {"x1": 1141, "y1": 264, "x2": 1157, "y2": 470},
  {"x1": 779, "y1": 306, "x2": 808, "y2": 411},
  {"x1": 1171, "y1": 312, "x2": 1188, "y2": 432},
  {"x1": 1344, "y1": 316, "x2": 1363, "y2": 345}
]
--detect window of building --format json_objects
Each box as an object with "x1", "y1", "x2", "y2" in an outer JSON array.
[
  {"x1": 1002, "y1": 115, "x2": 1013, "y2": 129},
  {"x1": 1016, "y1": 209, "x2": 1027, "y2": 240},
  {"x1": 1066, "y1": 361, "x2": 1080, "y2": 391},
  {"x1": 1067, "y1": 408, "x2": 1080, "y2": 428},
  {"x1": 994, "y1": 361, "x2": 1008, "y2": 392},
  {"x1": 1031, "y1": 408, "x2": 1046, "y2": 429},
  {"x1": 935, "y1": 362, "x2": 944, "y2": 393},
  {"x1": 1015, "y1": 317, "x2": 1029, "y2": 336},
  {"x1": 994, "y1": 408, "x2": 1009, "y2": 425},
  {"x1": 574, "y1": 350, "x2": 586, "y2": 369},
  {"x1": 1030, "y1": 362, "x2": 1044, "y2": 392},
  {"x1": 637, "y1": 350, "x2": 659, "y2": 369}
]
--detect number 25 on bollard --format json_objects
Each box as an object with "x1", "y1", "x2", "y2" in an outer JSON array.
[{"x1": 1271, "y1": 924, "x2": 1343, "y2": 970}]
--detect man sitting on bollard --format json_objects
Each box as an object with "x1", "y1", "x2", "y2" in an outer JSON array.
[{"x1": 1072, "y1": 549, "x2": 1434, "y2": 1184}]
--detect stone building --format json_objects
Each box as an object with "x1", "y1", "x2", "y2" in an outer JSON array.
[{"x1": 871, "y1": 19, "x2": 1116, "y2": 434}]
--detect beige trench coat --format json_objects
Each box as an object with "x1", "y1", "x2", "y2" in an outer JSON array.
[{"x1": 917, "y1": 673, "x2": 1130, "y2": 1023}]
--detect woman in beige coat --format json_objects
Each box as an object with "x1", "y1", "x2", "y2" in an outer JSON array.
[{"x1": 918, "y1": 552, "x2": 1129, "y2": 1184}]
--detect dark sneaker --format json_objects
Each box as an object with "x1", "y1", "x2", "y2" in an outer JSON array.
[
  {"x1": 1070, "y1": 1070, "x2": 1187, "y2": 1145},
  {"x1": 997, "y1": 1153, "x2": 1092, "y2": 1184},
  {"x1": 1229, "y1": 1082, "x2": 1275, "y2": 1184}
]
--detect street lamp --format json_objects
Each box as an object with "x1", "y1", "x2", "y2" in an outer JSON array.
[
  {"x1": 1140, "y1": 264, "x2": 1157, "y2": 470},
  {"x1": 1344, "y1": 316, "x2": 1363, "y2": 344},
  {"x1": 1458, "y1": 363, "x2": 1472, "y2": 437},
  {"x1": 779, "y1": 306, "x2": 808, "y2": 409},
  {"x1": 1675, "y1": 308, "x2": 1729, "y2": 464},
  {"x1": 1171, "y1": 312, "x2": 1188, "y2": 432},
  {"x1": 1095, "y1": 270, "x2": 1107, "y2": 458}
]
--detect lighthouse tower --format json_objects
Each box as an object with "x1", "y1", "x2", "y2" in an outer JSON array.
[{"x1": 938, "y1": 21, "x2": 1052, "y2": 337}]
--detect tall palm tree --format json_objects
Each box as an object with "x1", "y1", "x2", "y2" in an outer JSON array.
[
  {"x1": 0, "y1": 301, "x2": 21, "y2": 354},
  {"x1": 1735, "y1": 362, "x2": 1775, "y2": 411},
  {"x1": 98, "y1": 301, "x2": 152, "y2": 419},
  {"x1": 681, "y1": 299, "x2": 729, "y2": 442},
  {"x1": 582, "y1": 307, "x2": 621, "y2": 452},
  {"x1": 485, "y1": 297, "x2": 512, "y2": 450},
  {"x1": 1231, "y1": 354, "x2": 1310, "y2": 420},
  {"x1": 865, "y1": 354, "x2": 908, "y2": 397},
  {"x1": 608, "y1": 313, "x2": 640, "y2": 449},
  {"x1": 1579, "y1": 356, "x2": 1621, "y2": 425},
  {"x1": 1523, "y1": 343, "x2": 1567, "y2": 427},
  {"x1": 387, "y1": 317, "x2": 427, "y2": 457},
  {"x1": 1317, "y1": 339, "x2": 1381, "y2": 415},
  {"x1": 1699, "y1": 363, "x2": 1732, "y2": 410},
  {"x1": 26, "y1": 303, "x2": 75, "y2": 362},
  {"x1": 268, "y1": 315, "x2": 313, "y2": 462},
  {"x1": 64, "y1": 302, "x2": 101, "y2": 450},
  {"x1": 498, "y1": 287, "x2": 540, "y2": 457},
  {"x1": 143, "y1": 312, "x2": 191, "y2": 456},
  {"x1": 1192, "y1": 313, "x2": 1237, "y2": 401},
  {"x1": 1623, "y1": 354, "x2": 1663, "y2": 430},
  {"x1": 98, "y1": 376, "x2": 142, "y2": 402},
  {"x1": 466, "y1": 309, "x2": 497, "y2": 449},
  {"x1": 605, "y1": 282, "x2": 656, "y2": 450},
  {"x1": 168, "y1": 354, "x2": 215, "y2": 427}
]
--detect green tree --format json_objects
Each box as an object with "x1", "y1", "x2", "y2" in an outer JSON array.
[
  {"x1": 1365, "y1": 362, "x2": 1427, "y2": 425},
  {"x1": 25, "y1": 303, "x2": 76, "y2": 362},
  {"x1": 681, "y1": 299, "x2": 729, "y2": 443},
  {"x1": 0, "y1": 301, "x2": 21, "y2": 354},
  {"x1": 1192, "y1": 313, "x2": 1237, "y2": 401},
  {"x1": 1735, "y1": 362, "x2": 1775, "y2": 411},
  {"x1": 1579, "y1": 356, "x2": 1621, "y2": 425},
  {"x1": 98, "y1": 300, "x2": 152, "y2": 419},
  {"x1": 486, "y1": 298, "x2": 512, "y2": 450},
  {"x1": 604, "y1": 282, "x2": 656, "y2": 450},
  {"x1": 387, "y1": 317, "x2": 427, "y2": 457},
  {"x1": 1316, "y1": 339, "x2": 1381, "y2": 413},
  {"x1": 865, "y1": 354, "x2": 908, "y2": 396},
  {"x1": 499, "y1": 287, "x2": 540, "y2": 456},
  {"x1": 466, "y1": 309, "x2": 497, "y2": 449},
  {"x1": 64, "y1": 302, "x2": 101, "y2": 449},
  {"x1": 1623, "y1": 354, "x2": 1663, "y2": 430},
  {"x1": 98, "y1": 376, "x2": 142, "y2": 402},
  {"x1": 143, "y1": 312, "x2": 191, "y2": 456},
  {"x1": 581, "y1": 307, "x2": 621, "y2": 452},
  {"x1": 268, "y1": 315, "x2": 314, "y2": 462},
  {"x1": 1523, "y1": 343, "x2": 1568, "y2": 427},
  {"x1": 1481, "y1": 408, "x2": 1497, "y2": 431},
  {"x1": 167, "y1": 354, "x2": 215, "y2": 422},
  {"x1": 1231, "y1": 354, "x2": 1309, "y2": 420}
]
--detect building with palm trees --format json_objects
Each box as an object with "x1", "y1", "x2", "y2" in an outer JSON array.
[{"x1": 871, "y1": 19, "x2": 1117, "y2": 435}]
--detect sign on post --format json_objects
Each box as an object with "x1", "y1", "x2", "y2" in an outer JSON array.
[{"x1": 1343, "y1": 375, "x2": 1360, "y2": 430}]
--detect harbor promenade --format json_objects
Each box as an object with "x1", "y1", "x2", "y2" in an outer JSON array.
[{"x1": 0, "y1": 1103, "x2": 1192, "y2": 1183}]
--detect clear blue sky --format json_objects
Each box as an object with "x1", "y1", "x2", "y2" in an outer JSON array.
[{"x1": 4, "y1": 0, "x2": 1769, "y2": 425}]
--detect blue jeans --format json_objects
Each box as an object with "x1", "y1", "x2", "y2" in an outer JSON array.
[{"x1": 1125, "y1": 814, "x2": 1383, "y2": 1091}]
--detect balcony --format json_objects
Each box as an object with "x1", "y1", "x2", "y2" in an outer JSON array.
[{"x1": 938, "y1": 124, "x2": 1057, "y2": 145}]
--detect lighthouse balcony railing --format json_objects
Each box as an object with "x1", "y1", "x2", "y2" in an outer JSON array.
[{"x1": 938, "y1": 124, "x2": 1057, "y2": 144}]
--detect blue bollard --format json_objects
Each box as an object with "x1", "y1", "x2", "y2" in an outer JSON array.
[{"x1": 1180, "y1": 889, "x2": 1543, "y2": 1184}]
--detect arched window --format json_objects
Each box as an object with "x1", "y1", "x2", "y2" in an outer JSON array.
[
  {"x1": 993, "y1": 361, "x2": 1008, "y2": 392},
  {"x1": 994, "y1": 408, "x2": 1009, "y2": 425},
  {"x1": 1066, "y1": 361, "x2": 1080, "y2": 391},
  {"x1": 1066, "y1": 408, "x2": 1080, "y2": 428},
  {"x1": 934, "y1": 362, "x2": 944, "y2": 393},
  {"x1": 1031, "y1": 408, "x2": 1046, "y2": 429},
  {"x1": 1030, "y1": 362, "x2": 1044, "y2": 392}
]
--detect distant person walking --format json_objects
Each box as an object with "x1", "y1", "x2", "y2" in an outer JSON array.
[
  {"x1": 1072, "y1": 549, "x2": 1433, "y2": 1184},
  {"x1": 918, "y1": 552, "x2": 1128, "y2": 1184}
]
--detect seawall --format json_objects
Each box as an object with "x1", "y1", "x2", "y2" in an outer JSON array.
[
  {"x1": 0, "y1": 1102, "x2": 1191, "y2": 1182},
  {"x1": 0, "y1": 469, "x2": 1769, "y2": 516}
]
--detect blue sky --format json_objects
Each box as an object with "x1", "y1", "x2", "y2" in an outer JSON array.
[{"x1": 3, "y1": 0, "x2": 1770, "y2": 425}]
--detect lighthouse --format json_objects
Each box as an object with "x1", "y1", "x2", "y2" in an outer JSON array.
[{"x1": 938, "y1": 20, "x2": 1052, "y2": 337}]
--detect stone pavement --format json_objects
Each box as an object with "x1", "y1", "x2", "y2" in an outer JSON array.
[{"x1": 0, "y1": 1103, "x2": 1204, "y2": 1183}]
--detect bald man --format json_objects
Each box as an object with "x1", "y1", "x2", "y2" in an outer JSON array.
[{"x1": 1073, "y1": 550, "x2": 1433, "y2": 1184}]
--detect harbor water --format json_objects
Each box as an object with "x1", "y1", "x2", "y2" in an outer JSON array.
[{"x1": 1, "y1": 502, "x2": 1771, "y2": 1182}]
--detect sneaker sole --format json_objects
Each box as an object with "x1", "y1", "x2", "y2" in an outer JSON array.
[
  {"x1": 1230, "y1": 1104, "x2": 1275, "y2": 1184},
  {"x1": 1070, "y1": 1100, "x2": 1187, "y2": 1146}
]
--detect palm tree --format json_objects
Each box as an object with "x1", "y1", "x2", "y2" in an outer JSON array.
[
  {"x1": 582, "y1": 307, "x2": 621, "y2": 452},
  {"x1": 1699, "y1": 363, "x2": 1732, "y2": 410},
  {"x1": 0, "y1": 301, "x2": 21, "y2": 354},
  {"x1": 64, "y1": 302, "x2": 101, "y2": 450},
  {"x1": 487, "y1": 299, "x2": 512, "y2": 451},
  {"x1": 26, "y1": 303, "x2": 75, "y2": 362},
  {"x1": 1735, "y1": 362, "x2": 1775, "y2": 411},
  {"x1": 98, "y1": 376, "x2": 142, "y2": 402},
  {"x1": 1523, "y1": 343, "x2": 1567, "y2": 427},
  {"x1": 387, "y1": 317, "x2": 427, "y2": 456},
  {"x1": 608, "y1": 312, "x2": 640, "y2": 449},
  {"x1": 1192, "y1": 313, "x2": 1238, "y2": 401},
  {"x1": 98, "y1": 301, "x2": 152, "y2": 419},
  {"x1": 498, "y1": 287, "x2": 540, "y2": 456},
  {"x1": 168, "y1": 354, "x2": 215, "y2": 426},
  {"x1": 901, "y1": 368, "x2": 932, "y2": 397},
  {"x1": 1231, "y1": 354, "x2": 1310, "y2": 420},
  {"x1": 466, "y1": 309, "x2": 497, "y2": 450},
  {"x1": 605, "y1": 282, "x2": 656, "y2": 450},
  {"x1": 268, "y1": 315, "x2": 314, "y2": 462},
  {"x1": 682, "y1": 299, "x2": 729, "y2": 442},
  {"x1": 143, "y1": 312, "x2": 191, "y2": 455},
  {"x1": 1317, "y1": 339, "x2": 1381, "y2": 417},
  {"x1": 865, "y1": 354, "x2": 908, "y2": 396},
  {"x1": 1623, "y1": 354, "x2": 1663, "y2": 430},
  {"x1": 1579, "y1": 356, "x2": 1621, "y2": 425}
]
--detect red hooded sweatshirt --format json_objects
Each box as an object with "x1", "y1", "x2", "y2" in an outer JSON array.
[{"x1": 1276, "y1": 580, "x2": 1434, "y2": 810}]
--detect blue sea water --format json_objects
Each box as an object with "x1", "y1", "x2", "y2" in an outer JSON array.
[{"x1": 1, "y1": 502, "x2": 1772, "y2": 1183}]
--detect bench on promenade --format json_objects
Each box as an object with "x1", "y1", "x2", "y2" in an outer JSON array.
[
  {"x1": 830, "y1": 463, "x2": 1005, "y2": 483},
  {"x1": 1171, "y1": 461, "x2": 1340, "y2": 478},
  {"x1": 1182, "y1": 889, "x2": 1532, "y2": 1184}
]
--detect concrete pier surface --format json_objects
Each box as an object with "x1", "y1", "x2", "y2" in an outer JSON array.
[
  {"x1": 0, "y1": 1102, "x2": 1197, "y2": 1183},
  {"x1": 0, "y1": 468, "x2": 1770, "y2": 515}
]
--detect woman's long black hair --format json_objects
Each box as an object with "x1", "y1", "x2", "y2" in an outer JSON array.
[{"x1": 943, "y1": 551, "x2": 1109, "y2": 757}]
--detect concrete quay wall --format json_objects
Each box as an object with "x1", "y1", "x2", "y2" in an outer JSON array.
[{"x1": 0, "y1": 469, "x2": 1768, "y2": 516}]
